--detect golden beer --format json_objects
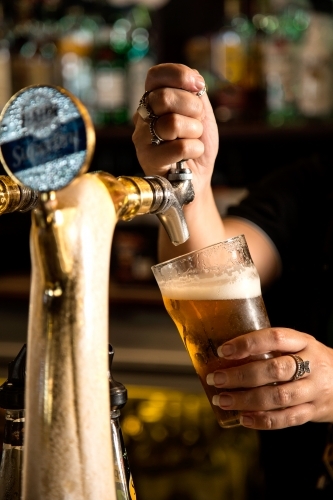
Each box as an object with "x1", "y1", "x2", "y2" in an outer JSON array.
[{"x1": 152, "y1": 236, "x2": 271, "y2": 428}]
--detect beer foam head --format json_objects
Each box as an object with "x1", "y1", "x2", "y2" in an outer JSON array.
[{"x1": 158, "y1": 265, "x2": 262, "y2": 300}]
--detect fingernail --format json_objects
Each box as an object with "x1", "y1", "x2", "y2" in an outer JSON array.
[
  {"x1": 217, "y1": 344, "x2": 234, "y2": 357},
  {"x1": 214, "y1": 371, "x2": 226, "y2": 385},
  {"x1": 206, "y1": 373, "x2": 215, "y2": 386},
  {"x1": 212, "y1": 395, "x2": 220, "y2": 406},
  {"x1": 218, "y1": 394, "x2": 232, "y2": 407},
  {"x1": 240, "y1": 415, "x2": 254, "y2": 427},
  {"x1": 194, "y1": 76, "x2": 205, "y2": 91}
]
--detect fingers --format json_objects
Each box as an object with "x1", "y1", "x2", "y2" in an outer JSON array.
[
  {"x1": 217, "y1": 327, "x2": 314, "y2": 360},
  {"x1": 146, "y1": 63, "x2": 206, "y2": 94},
  {"x1": 207, "y1": 354, "x2": 310, "y2": 389},
  {"x1": 133, "y1": 62, "x2": 219, "y2": 182},
  {"x1": 133, "y1": 120, "x2": 205, "y2": 177},
  {"x1": 148, "y1": 87, "x2": 205, "y2": 120},
  {"x1": 213, "y1": 378, "x2": 311, "y2": 413},
  {"x1": 239, "y1": 405, "x2": 315, "y2": 430},
  {"x1": 151, "y1": 114, "x2": 204, "y2": 142}
]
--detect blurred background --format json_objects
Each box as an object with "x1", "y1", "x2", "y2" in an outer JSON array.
[{"x1": 1, "y1": 0, "x2": 333, "y2": 498}]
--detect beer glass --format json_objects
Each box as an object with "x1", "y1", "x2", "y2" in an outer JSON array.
[{"x1": 151, "y1": 235, "x2": 271, "y2": 428}]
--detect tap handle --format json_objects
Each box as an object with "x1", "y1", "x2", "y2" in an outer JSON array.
[{"x1": 167, "y1": 159, "x2": 193, "y2": 182}]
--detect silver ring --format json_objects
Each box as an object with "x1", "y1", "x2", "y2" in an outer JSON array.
[
  {"x1": 196, "y1": 85, "x2": 207, "y2": 97},
  {"x1": 137, "y1": 90, "x2": 159, "y2": 123},
  {"x1": 289, "y1": 354, "x2": 310, "y2": 381},
  {"x1": 149, "y1": 117, "x2": 164, "y2": 146}
]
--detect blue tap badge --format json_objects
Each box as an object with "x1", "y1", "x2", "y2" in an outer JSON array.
[{"x1": 0, "y1": 85, "x2": 95, "y2": 192}]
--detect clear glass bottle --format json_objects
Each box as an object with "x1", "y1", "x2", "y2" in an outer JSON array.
[
  {"x1": 0, "y1": 344, "x2": 26, "y2": 500},
  {"x1": 109, "y1": 345, "x2": 136, "y2": 500}
]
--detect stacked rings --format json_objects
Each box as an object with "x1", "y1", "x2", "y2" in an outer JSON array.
[
  {"x1": 137, "y1": 90, "x2": 164, "y2": 145},
  {"x1": 137, "y1": 83, "x2": 207, "y2": 146}
]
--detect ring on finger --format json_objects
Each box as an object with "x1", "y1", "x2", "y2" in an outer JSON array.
[
  {"x1": 289, "y1": 354, "x2": 310, "y2": 381},
  {"x1": 137, "y1": 90, "x2": 158, "y2": 123},
  {"x1": 196, "y1": 85, "x2": 207, "y2": 97},
  {"x1": 149, "y1": 117, "x2": 164, "y2": 146}
]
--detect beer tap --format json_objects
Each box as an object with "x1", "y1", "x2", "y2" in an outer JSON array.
[
  {"x1": 0, "y1": 84, "x2": 195, "y2": 500},
  {"x1": 0, "y1": 88, "x2": 194, "y2": 245}
]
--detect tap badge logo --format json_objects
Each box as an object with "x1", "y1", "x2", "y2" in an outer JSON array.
[
  {"x1": 0, "y1": 86, "x2": 88, "y2": 192},
  {"x1": 22, "y1": 101, "x2": 59, "y2": 137}
]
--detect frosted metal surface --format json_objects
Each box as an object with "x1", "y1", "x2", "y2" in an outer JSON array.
[{"x1": 0, "y1": 86, "x2": 88, "y2": 191}]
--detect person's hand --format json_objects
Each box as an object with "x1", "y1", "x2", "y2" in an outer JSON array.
[
  {"x1": 206, "y1": 327, "x2": 333, "y2": 429},
  {"x1": 132, "y1": 63, "x2": 219, "y2": 199}
]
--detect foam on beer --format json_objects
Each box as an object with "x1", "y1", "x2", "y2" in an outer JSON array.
[{"x1": 159, "y1": 265, "x2": 262, "y2": 300}]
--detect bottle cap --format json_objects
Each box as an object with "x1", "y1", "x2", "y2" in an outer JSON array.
[
  {"x1": 0, "y1": 344, "x2": 26, "y2": 409},
  {"x1": 109, "y1": 344, "x2": 127, "y2": 410}
]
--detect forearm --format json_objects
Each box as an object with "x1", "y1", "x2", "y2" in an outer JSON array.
[{"x1": 158, "y1": 188, "x2": 281, "y2": 288}]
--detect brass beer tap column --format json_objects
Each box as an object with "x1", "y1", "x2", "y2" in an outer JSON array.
[
  {"x1": 0, "y1": 85, "x2": 194, "y2": 500},
  {"x1": 0, "y1": 175, "x2": 38, "y2": 214}
]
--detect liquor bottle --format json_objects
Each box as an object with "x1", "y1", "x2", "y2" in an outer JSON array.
[
  {"x1": 296, "y1": 10, "x2": 333, "y2": 119},
  {"x1": 109, "y1": 344, "x2": 136, "y2": 500},
  {"x1": 126, "y1": 4, "x2": 156, "y2": 121},
  {"x1": 0, "y1": 344, "x2": 26, "y2": 500},
  {"x1": 210, "y1": 0, "x2": 256, "y2": 122},
  {"x1": 261, "y1": 0, "x2": 310, "y2": 126},
  {"x1": 57, "y1": 4, "x2": 98, "y2": 108},
  {"x1": 92, "y1": 9, "x2": 131, "y2": 126}
]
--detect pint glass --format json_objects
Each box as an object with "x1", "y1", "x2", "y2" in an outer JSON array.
[{"x1": 151, "y1": 235, "x2": 271, "y2": 428}]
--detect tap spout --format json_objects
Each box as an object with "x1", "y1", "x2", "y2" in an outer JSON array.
[
  {"x1": 96, "y1": 171, "x2": 194, "y2": 246},
  {"x1": 143, "y1": 174, "x2": 194, "y2": 246}
]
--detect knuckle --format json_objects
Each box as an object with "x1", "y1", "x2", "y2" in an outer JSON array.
[
  {"x1": 273, "y1": 386, "x2": 292, "y2": 407},
  {"x1": 172, "y1": 138, "x2": 188, "y2": 158},
  {"x1": 268, "y1": 327, "x2": 288, "y2": 347},
  {"x1": 234, "y1": 368, "x2": 246, "y2": 385},
  {"x1": 153, "y1": 88, "x2": 173, "y2": 112},
  {"x1": 260, "y1": 414, "x2": 275, "y2": 430},
  {"x1": 268, "y1": 358, "x2": 286, "y2": 380},
  {"x1": 285, "y1": 412, "x2": 300, "y2": 427},
  {"x1": 164, "y1": 113, "x2": 180, "y2": 131},
  {"x1": 243, "y1": 336, "x2": 261, "y2": 355}
]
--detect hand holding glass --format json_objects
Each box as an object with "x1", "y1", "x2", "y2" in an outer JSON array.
[{"x1": 152, "y1": 235, "x2": 272, "y2": 428}]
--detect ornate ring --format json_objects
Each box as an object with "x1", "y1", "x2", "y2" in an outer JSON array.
[
  {"x1": 137, "y1": 90, "x2": 159, "y2": 123},
  {"x1": 149, "y1": 117, "x2": 164, "y2": 146},
  {"x1": 289, "y1": 354, "x2": 310, "y2": 381},
  {"x1": 196, "y1": 85, "x2": 207, "y2": 97}
]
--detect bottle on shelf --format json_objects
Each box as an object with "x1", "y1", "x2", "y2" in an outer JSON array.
[
  {"x1": 57, "y1": 5, "x2": 98, "y2": 112},
  {"x1": 92, "y1": 15, "x2": 130, "y2": 126},
  {"x1": 296, "y1": 10, "x2": 333, "y2": 120},
  {"x1": 0, "y1": 344, "x2": 26, "y2": 500},
  {"x1": 109, "y1": 344, "x2": 137, "y2": 499},
  {"x1": 260, "y1": 0, "x2": 310, "y2": 126},
  {"x1": 126, "y1": 4, "x2": 156, "y2": 121},
  {"x1": 210, "y1": 0, "x2": 263, "y2": 122}
]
